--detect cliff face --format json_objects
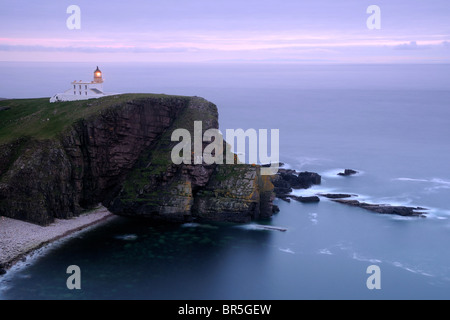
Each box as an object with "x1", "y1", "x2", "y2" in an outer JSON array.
[
  {"x1": 0, "y1": 95, "x2": 274, "y2": 225},
  {"x1": 60, "y1": 96, "x2": 189, "y2": 210},
  {"x1": 0, "y1": 139, "x2": 78, "y2": 225},
  {"x1": 105, "y1": 96, "x2": 275, "y2": 223}
]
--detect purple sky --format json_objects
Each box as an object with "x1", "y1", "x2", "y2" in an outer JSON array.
[{"x1": 1, "y1": 0, "x2": 449, "y2": 63}]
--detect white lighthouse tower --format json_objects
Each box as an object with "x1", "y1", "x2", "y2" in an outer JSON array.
[{"x1": 50, "y1": 66, "x2": 115, "y2": 103}]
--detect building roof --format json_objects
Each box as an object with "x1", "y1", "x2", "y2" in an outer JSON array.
[{"x1": 90, "y1": 88, "x2": 103, "y2": 94}]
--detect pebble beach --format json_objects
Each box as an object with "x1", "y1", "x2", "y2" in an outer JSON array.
[{"x1": 0, "y1": 206, "x2": 115, "y2": 273}]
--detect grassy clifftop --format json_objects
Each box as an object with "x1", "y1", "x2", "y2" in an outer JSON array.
[{"x1": 0, "y1": 94, "x2": 187, "y2": 145}]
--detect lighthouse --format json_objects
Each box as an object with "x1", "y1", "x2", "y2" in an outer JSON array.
[
  {"x1": 50, "y1": 66, "x2": 116, "y2": 103},
  {"x1": 94, "y1": 66, "x2": 103, "y2": 83}
]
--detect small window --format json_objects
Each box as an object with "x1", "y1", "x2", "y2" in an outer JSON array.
[
  {"x1": 85, "y1": 85, "x2": 87, "y2": 90},
  {"x1": 73, "y1": 85, "x2": 76, "y2": 89},
  {"x1": 79, "y1": 85, "x2": 81, "y2": 89},
  {"x1": 74, "y1": 91, "x2": 76, "y2": 95},
  {"x1": 85, "y1": 92, "x2": 87, "y2": 95},
  {"x1": 79, "y1": 91, "x2": 82, "y2": 95}
]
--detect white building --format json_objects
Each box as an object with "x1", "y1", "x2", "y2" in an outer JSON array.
[{"x1": 50, "y1": 66, "x2": 116, "y2": 103}]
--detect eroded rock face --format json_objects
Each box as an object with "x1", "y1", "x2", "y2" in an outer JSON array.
[
  {"x1": 0, "y1": 140, "x2": 79, "y2": 225},
  {"x1": 61, "y1": 96, "x2": 189, "y2": 208},
  {"x1": 0, "y1": 95, "x2": 275, "y2": 225},
  {"x1": 192, "y1": 165, "x2": 275, "y2": 222},
  {"x1": 108, "y1": 97, "x2": 275, "y2": 223}
]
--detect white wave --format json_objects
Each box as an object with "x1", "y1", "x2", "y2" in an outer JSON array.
[
  {"x1": 0, "y1": 224, "x2": 110, "y2": 295},
  {"x1": 0, "y1": 244, "x2": 55, "y2": 293},
  {"x1": 400, "y1": 206, "x2": 450, "y2": 220},
  {"x1": 332, "y1": 242, "x2": 382, "y2": 263},
  {"x1": 182, "y1": 222, "x2": 201, "y2": 228},
  {"x1": 351, "y1": 253, "x2": 382, "y2": 264},
  {"x1": 308, "y1": 213, "x2": 318, "y2": 225},
  {"x1": 293, "y1": 157, "x2": 326, "y2": 170},
  {"x1": 426, "y1": 185, "x2": 450, "y2": 193},
  {"x1": 431, "y1": 178, "x2": 450, "y2": 185},
  {"x1": 395, "y1": 178, "x2": 430, "y2": 183},
  {"x1": 235, "y1": 224, "x2": 287, "y2": 232},
  {"x1": 376, "y1": 196, "x2": 414, "y2": 207},
  {"x1": 321, "y1": 169, "x2": 345, "y2": 179},
  {"x1": 389, "y1": 215, "x2": 419, "y2": 221},
  {"x1": 391, "y1": 261, "x2": 434, "y2": 277},
  {"x1": 318, "y1": 248, "x2": 333, "y2": 255},
  {"x1": 114, "y1": 234, "x2": 138, "y2": 241},
  {"x1": 279, "y1": 162, "x2": 291, "y2": 169},
  {"x1": 279, "y1": 248, "x2": 295, "y2": 254},
  {"x1": 0, "y1": 283, "x2": 10, "y2": 298},
  {"x1": 182, "y1": 223, "x2": 218, "y2": 229},
  {"x1": 396, "y1": 177, "x2": 450, "y2": 193},
  {"x1": 290, "y1": 186, "x2": 335, "y2": 197},
  {"x1": 395, "y1": 177, "x2": 450, "y2": 189},
  {"x1": 235, "y1": 224, "x2": 263, "y2": 231},
  {"x1": 334, "y1": 241, "x2": 353, "y2": 252}
]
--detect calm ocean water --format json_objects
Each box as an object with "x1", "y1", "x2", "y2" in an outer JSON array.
[{"x1": 1, "y1": 63, "x2": 450, "y2": 299}]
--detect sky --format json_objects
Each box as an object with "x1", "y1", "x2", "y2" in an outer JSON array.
[{"x1": 0, "y1": 0, "x2": 449, "y2": 63}]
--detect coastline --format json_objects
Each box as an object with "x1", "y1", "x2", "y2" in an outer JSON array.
[{"x1": 0, "y1": 206, "x2": 116, "y2": 275}]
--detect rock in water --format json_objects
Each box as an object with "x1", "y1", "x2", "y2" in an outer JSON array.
[
  {"x1": 288, "y1": 195, "x2": 320, "y2": 203},
  {"x1": 332, "y1": 199, "x2": 428, "y2": 217},
  {"x1": 272, "y1": 170, "x2": 321, "y2": 199},
  {"x1": 297, "y1": 171, "x2": 322, "y2": 188},
  {"x1": 318, "y1": 193, "x2": 356, "y2": 199},
  {"x1": 338, "y1": 169, "x2": 358, "y2": 176},
  {"x1": 271, "y1": 173, "x2": 293, "y2": 197}
]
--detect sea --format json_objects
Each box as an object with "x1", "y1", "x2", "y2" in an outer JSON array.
[{"x1": 0, "y1": 62, "x2": 450, "y2": 300}]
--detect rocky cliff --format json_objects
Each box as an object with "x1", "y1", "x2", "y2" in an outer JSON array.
[{"x1": 0, "y1": 94, "x2": 274, "y2": 225}]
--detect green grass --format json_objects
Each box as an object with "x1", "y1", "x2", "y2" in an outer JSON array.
[{"x1": 0, "y1": 93, "x2": 188, "y2": 145}]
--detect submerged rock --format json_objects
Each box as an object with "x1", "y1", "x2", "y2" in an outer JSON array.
[
  {"x1": 319, "y1": 193, "x2": 356, "y2": 199},
  {"x1": 288, "y1": 195, "x2": 320, "y2": 203},
  {"x1": 332, "y1": 199, "x2": 428, "y2": 217}
]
